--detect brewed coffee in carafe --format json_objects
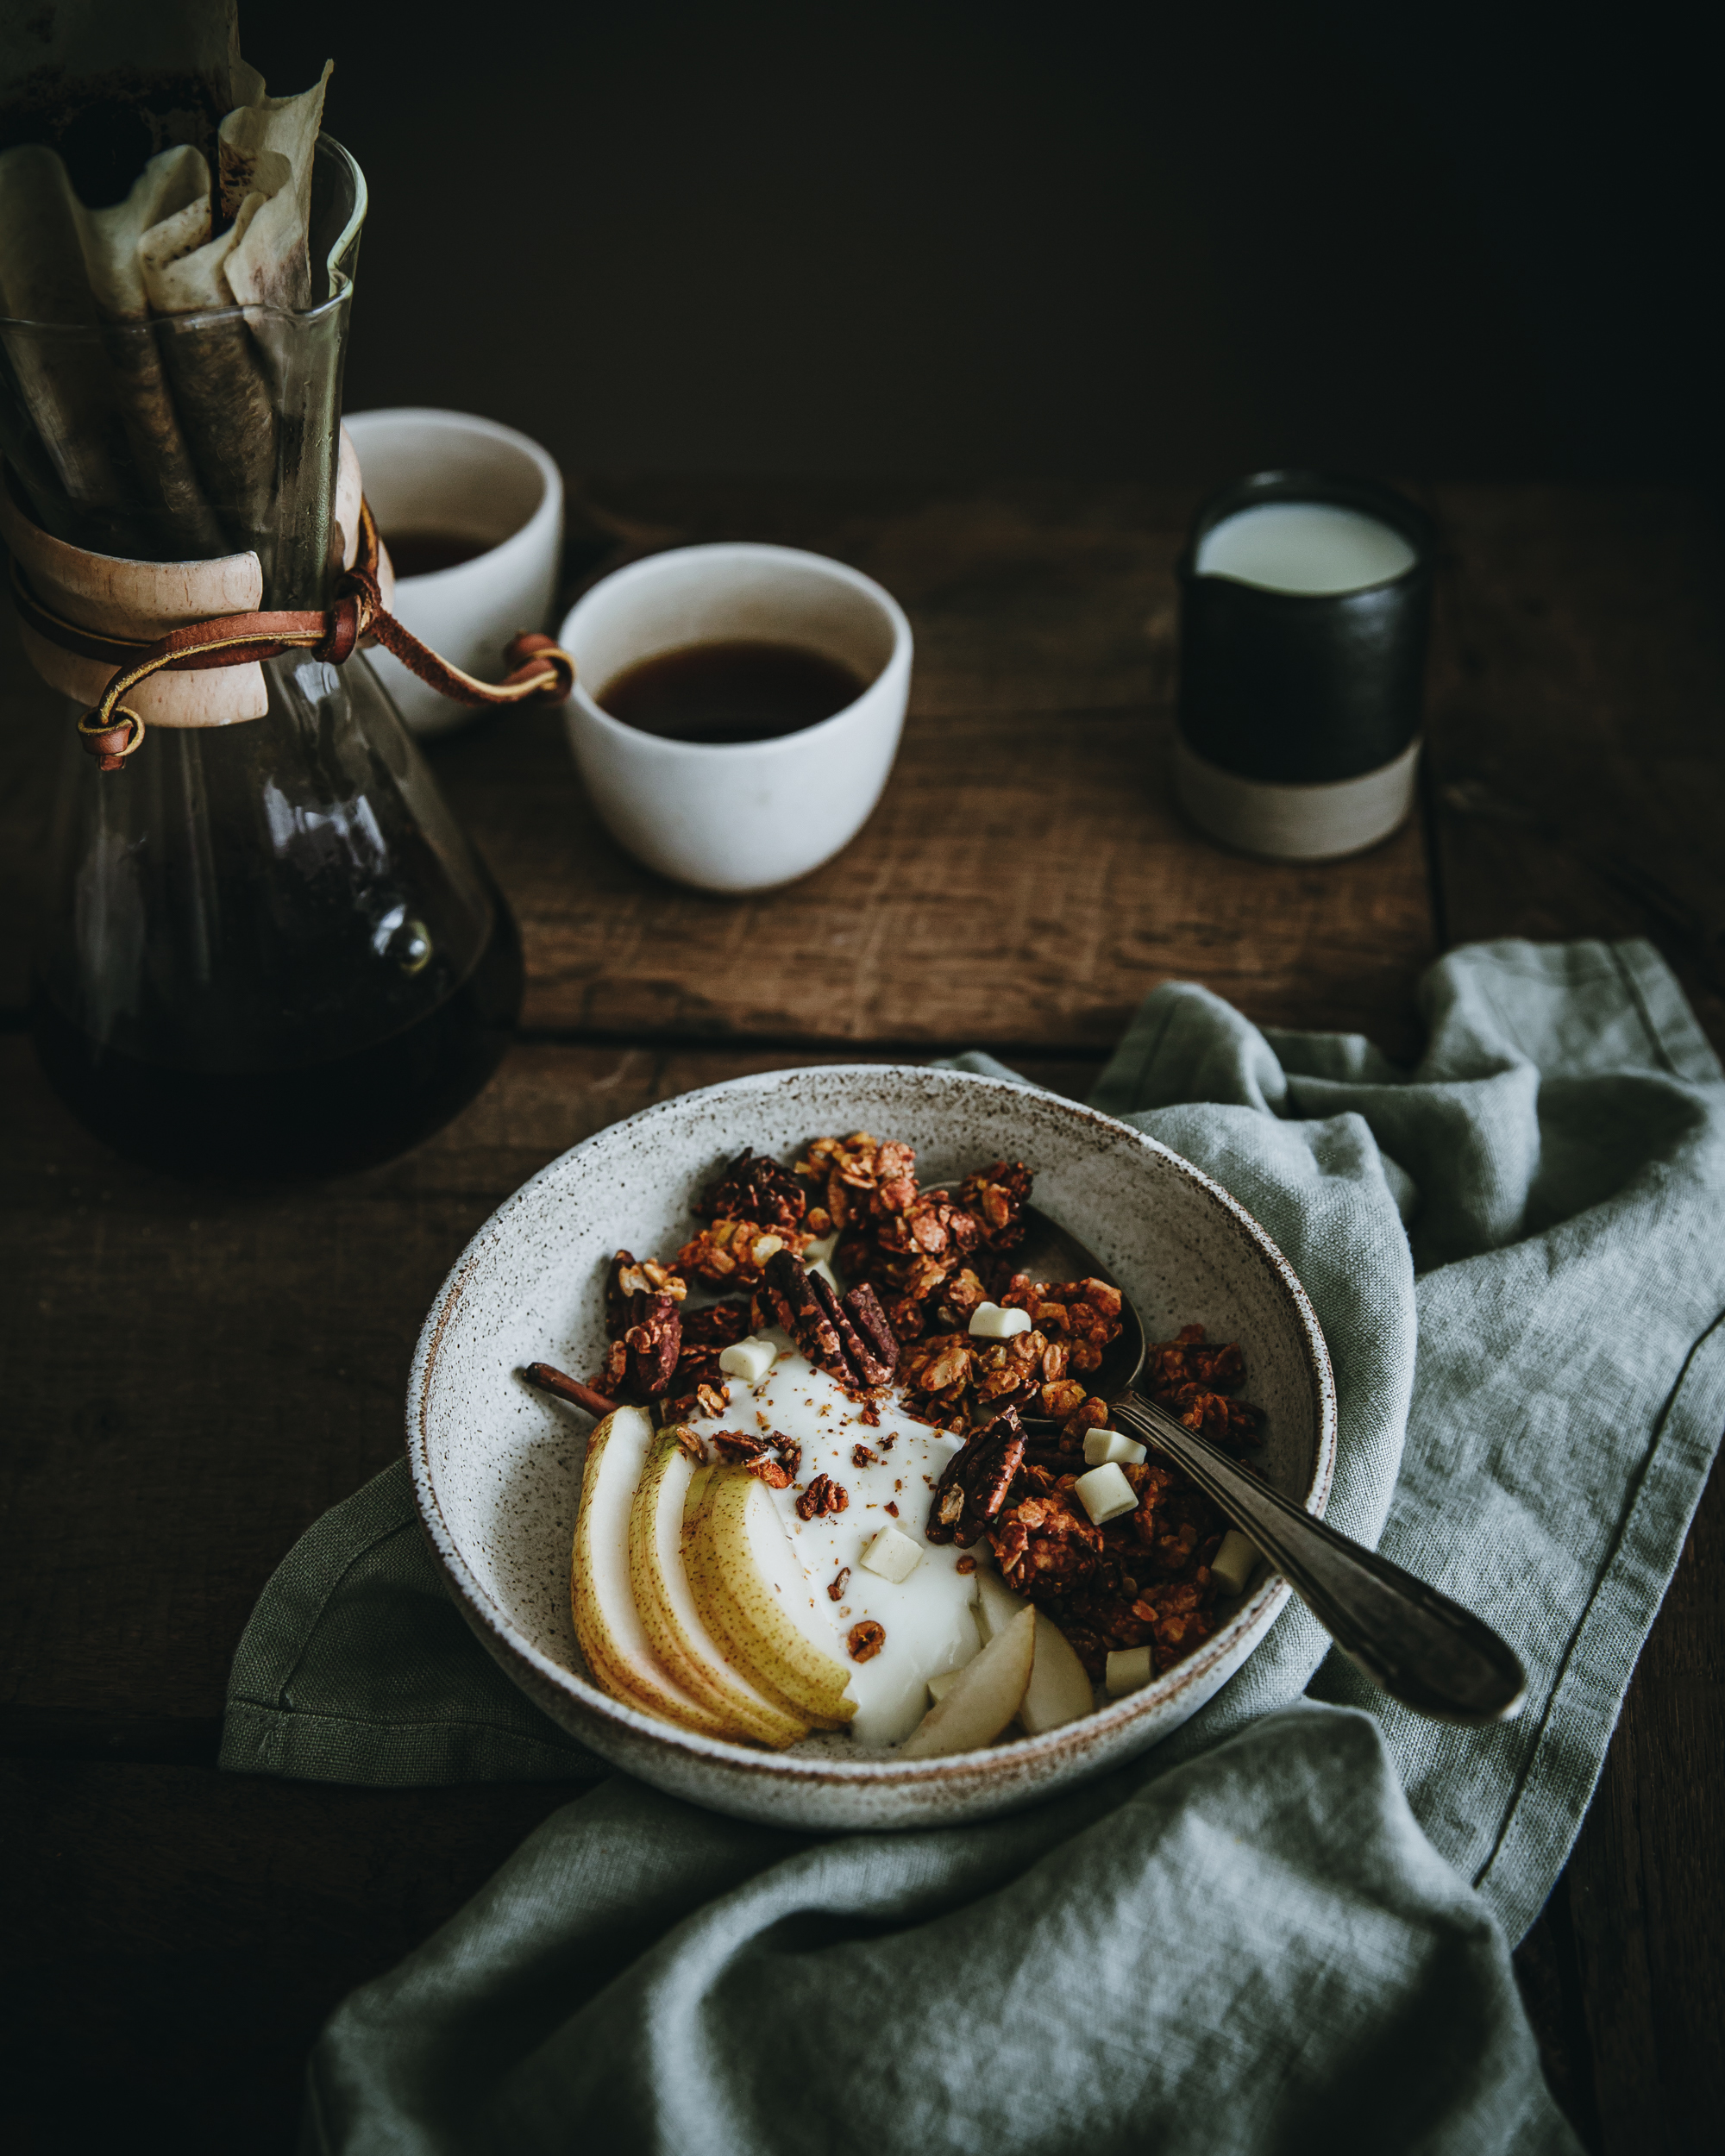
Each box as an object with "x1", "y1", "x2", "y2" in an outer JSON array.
[{"x1": 3, "y1": 126, "x2": 523, "y2": 1175}]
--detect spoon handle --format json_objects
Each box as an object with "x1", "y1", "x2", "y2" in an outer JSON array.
[{"x1": 1109, "y1": 1392, "x2": 1527, "y2": 1724}]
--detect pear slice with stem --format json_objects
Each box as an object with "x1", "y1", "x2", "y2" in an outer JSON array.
[
  {"x1": 570, "y1": 1404, "x2": 736, "y2": 1739},
  {"x1": 686, "y1": 1465, "x2": 856, "y2": 1730},
  {"x1": 630, "y1": 1432, "x2": 809, "y2": 1749},
  {"x1": 899, "y1": 1604, "x2": 1038, "y2": 1758}
]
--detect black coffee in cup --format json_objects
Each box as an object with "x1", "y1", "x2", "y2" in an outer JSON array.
[{"x1": 596, "y1": 640, "x2": 868, "y2": 745}]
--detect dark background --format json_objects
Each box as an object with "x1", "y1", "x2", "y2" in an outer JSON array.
[{"x1": 244, "y1": 0, "x2": 1717, "y2": 495}]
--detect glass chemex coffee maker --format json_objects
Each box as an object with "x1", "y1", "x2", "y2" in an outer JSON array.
[{"x1": 1, "y1": 56, "x2": 548, "y2": 1177}]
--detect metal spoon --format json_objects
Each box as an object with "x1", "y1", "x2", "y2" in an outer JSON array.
[{"x1": 984, "y1": 1199, "x2": 1527, "y2": 1725}]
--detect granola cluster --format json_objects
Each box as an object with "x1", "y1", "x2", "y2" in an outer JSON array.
[
  {"x1": 921, "y1": 1322, "x2": 1264, "y2": 1682},
  {"x1": 896, "y1": 1274, "x2": 1126, "y2": 1438},
  {"x1": 591, "y1": 1244, "x2": 752, "y2": 1421},
  {"x1": 809, "y1": 1138, "x2": 1031, "y2": 1342}
]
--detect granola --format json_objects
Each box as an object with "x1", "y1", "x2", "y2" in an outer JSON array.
[
  {"x1": 913, "y1": 1322, "x2": 1262, "y2": 1684},
  {"x1": 569, "y1": 1131, "x2": 1263, "y2": 1700}
]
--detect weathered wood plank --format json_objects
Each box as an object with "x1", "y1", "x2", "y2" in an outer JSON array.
[
  {"x1": 1425, "y1": 482, "x2": 1725, "y2": 2156},
  {"x1": 0, "y1": 479, "x2": 1437, "y2": 1056},
  {"x1": 440, "y1": 702, "x2": 1434, "y2": 1055}
]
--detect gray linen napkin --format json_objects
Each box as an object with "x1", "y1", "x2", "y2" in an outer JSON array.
[{"x1": 219, "y1": 939, "x2": 1725, "y2": 2155}]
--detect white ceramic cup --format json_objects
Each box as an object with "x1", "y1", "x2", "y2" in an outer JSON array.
[
  {"x1": 342, "y1": 407, "x2": 564, "y2": 737},
  {"x1": 558, "y1": 542, "x2": 913, "y2": 893}
]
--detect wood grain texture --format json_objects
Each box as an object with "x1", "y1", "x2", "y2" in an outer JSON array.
[
  {"x1": 0, "y1": 479, "x2": 1438, "y2": 1056},
  {"x1": 1427, "y1": 483, "x2": 1725, "y2": 2156}
]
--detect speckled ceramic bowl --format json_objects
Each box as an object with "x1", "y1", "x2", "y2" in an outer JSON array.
[{"x1": 407, "y1": 1067, "x2": 1335, "y2": 1830}]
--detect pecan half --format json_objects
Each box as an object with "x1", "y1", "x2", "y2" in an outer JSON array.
[
  {"x1": 764, "y1": 1250, "x2": 858, "y2": 1386},
  {"x1": 841, "y1": 1282, "x2": 900, "y2": 1377},
  {"x1": 702, "y1": 1148, "x2": 808, "y2": 1231},
  {"x1": 808, "y1": 1266, "x2": 894, "y2": 1387},
  {"x1": 847, "y1": 1620, "x2": 887, "y2": 1663},
  {"x1": 925, "y1": 1407, "x2": 1026, "y2": 1546},
  {"x1": 795, "y1": 1473, "x2": 849, "y2": 1520},
  {"x1": 624, "y1": 1294, "x2": 683, "y2": 1398}
]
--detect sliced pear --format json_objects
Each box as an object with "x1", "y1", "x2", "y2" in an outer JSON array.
[
  {"x1": 629, "y1": 1432, "x2": 810, "y2": 1749},
  {"x1": 682, "y1": 1461, "x2": 714, "y2": 1544},
  {"x1": 899, "y1": 1604, "x2": 1038, "y2": 1758},
  {"x1": 1019, "y1": 1613, "x2": 1095, "y2": 1734},
  {"x1": 686, "y1": 1465, "x2": 856, "y2": 1729},
  {"x1": 973, "y1": 1562, "x2": 1093, "y2": 1733},
  {"x1": 973, "y1": 1565, "x2": 1028, "y2": 1643},
  {"x1": 570, "y1": 1405, "x2": 735, "y2": 1739}
]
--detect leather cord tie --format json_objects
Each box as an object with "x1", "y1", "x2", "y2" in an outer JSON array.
[{"x1": 12, "y1": 497, "x2": 576, "y2": 771}]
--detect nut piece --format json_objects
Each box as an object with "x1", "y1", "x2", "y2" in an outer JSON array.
[
  {"x1": 718, "y1": 1334, "x2": 777, "y2": 1383},
  {"x1": 848, "y1": 1620, "x2": 887, "y2": 1663},
  {"x1": 827, "y1": 1565, "x2": 851, "y2": 1601},
  {"x1": 711, "y1": 1429, "x2": 800, "y2": 1489},
  {"x1": 860, "y1": 1524, "x2": 924, "y2": 1583},
  {"x1": 1211, "y1": 1528, "x2": 1258, "y2": 1598},
  {"x1": 1082, "y1": 1427, "x2": 1148, "y2": 1469},
  {"x1": 796, "y1": 1473, "x2": 849, "y2": 1521},
  {"x1": 623, "y1": 1295, "x2": 682, "y2": 1398},
  {"x1": 1105, "y1": 1645, "x2": 1155, "y2": 1696},
  {"x1": 925, "y1": 1408, "x2": 1026, "y2": 1546},
  {"x1": 968, "y1": 1301, "x2": 1032, "y2": 1340},
  {"x1": 1075, "y1": 1463, "x2": 1138, "y2": 1526}
]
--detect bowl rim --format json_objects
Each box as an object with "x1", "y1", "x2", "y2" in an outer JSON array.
[{"x1": 406, "y1": 1063, "x2": 1338, "y2": 1787}]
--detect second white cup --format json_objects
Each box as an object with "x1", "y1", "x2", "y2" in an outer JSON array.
[
  {"x1": 342, "y1": 407, "x2": 564, "y2": 736},
  {"x1": 559, "y1": 542, "x2": 912, "y2": 893}
]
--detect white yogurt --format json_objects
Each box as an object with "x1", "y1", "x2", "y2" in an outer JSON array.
[{"x1": 688, "y1": 1347, "x2": 981, "y2": 1745}]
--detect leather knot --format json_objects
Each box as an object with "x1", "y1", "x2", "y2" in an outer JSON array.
[{"x1": 505, "y1": 631, "x2": 576, "y2": 700}]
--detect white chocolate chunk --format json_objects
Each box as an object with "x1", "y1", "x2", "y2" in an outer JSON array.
[
  {"x1": 1105, "y1": 1645, "x2": 1154, "y2": 1696},
  {"x1": 1082, "y1": 1427, "x2": 1146, "y2": 1469},
  {"x1": 967, "y1": 1301, "x2": 1031, "y2": 1340},
  {"x1": 718, "y1": 1334, "x2": 777, "y2": 1383},
  {"x1": 860, "y1": 1524, "x2": 923, "y2": 1583},
  {"x1": 806, "y1": 1257, "x2": 841, "y2": 1293},
  {"x1": 804, "y1": 1231, "x2": 838, "y2": 1267},
  {"x1": 1211, "y1": 1527, "x2": 1259, "y2": 1598},
  {"x1": 1074, "y1": 1462, "x2": 1138, "y2": 1526}
]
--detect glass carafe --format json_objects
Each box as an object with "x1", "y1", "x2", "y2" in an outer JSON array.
[{"x1": 3, "y1": 139, "x2": 523, "y2": 1175}]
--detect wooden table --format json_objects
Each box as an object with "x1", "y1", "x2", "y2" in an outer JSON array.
[{"x1": 3, "y1": 479, "x2": 1720, "y2": 2153}]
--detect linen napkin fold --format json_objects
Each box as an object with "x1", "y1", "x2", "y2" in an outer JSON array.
[{"x1": 217, "y1": 938, "x2": 1725, "y2": 2156}]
